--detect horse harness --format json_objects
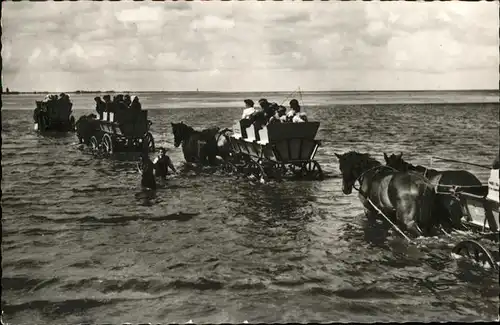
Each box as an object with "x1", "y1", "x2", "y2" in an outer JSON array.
[
  {"x1": 351, "y1": 164, "x2": 417, "y2": 242},
  {"x1": 352, "y1": 165, "x2": 395, "y2": 198}
]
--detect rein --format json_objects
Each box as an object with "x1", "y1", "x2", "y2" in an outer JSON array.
[
  {"x1": 400, "y1": 160, "x2": 485, "y2": 193},
  {"x1": 352, "y1": 164, "x2": 396, "y2": 193}
]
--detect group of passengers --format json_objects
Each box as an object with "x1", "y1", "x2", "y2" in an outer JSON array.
[
  {"x1": 34, "y1": 93, "x2": 73, "y2": 122},
  {"x1": 240, "y1": 98, "x2": 308, "y2": 131},
  {"x1": 93, "y1": 94, "x2": 142, "y2": 120},
  {"x1": 39, "y1": 93, "x2": 73, "y2": 109}
]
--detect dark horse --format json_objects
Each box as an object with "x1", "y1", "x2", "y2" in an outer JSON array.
[
  {"x1": 383, "y1": 152, "x2": 483, "y2": 231},
  {"x1": 171, "y1": 122, "x2": 232, "y2": 166},
  {"x1": 335, "y1": 151, "x2": 438, "y2": 238},
  {"x1": 75, "y1": 114, "x2": 98, "y2": 144}
]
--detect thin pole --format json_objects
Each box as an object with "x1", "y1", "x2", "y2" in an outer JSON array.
[
  {"x1": 367, "y1": 197, "x2": 414, "y2": 243},
  {"x1": 432, "y1": 156, "x2": 491, "y2": 169}
]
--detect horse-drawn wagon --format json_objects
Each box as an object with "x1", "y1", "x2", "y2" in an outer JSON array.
[
  {"x1": 33, "y1": 96, "x2": 75, "y2": 132},
  {"x1": 225, "y1": 120, "x2": 324, "y2": 181},
  {"x1": 76, "y1": 110, "x2": 155, "y2": 155},
  {"x1": 383, "y1": 153, "x2": 499, "y2": 270}
]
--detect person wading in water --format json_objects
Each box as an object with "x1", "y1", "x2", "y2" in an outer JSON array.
[
  {"x1": 153, "y1": 148, "x2": 177, "y2": 180},
  {"x1": 140, "y1": 151, "x2": 156, "y2": 190}
]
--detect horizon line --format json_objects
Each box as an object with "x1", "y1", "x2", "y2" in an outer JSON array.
[{"x1": 3, "y1": 88, "x2": 499, "y2": 94}]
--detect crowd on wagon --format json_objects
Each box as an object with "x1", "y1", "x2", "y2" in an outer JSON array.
[
  {"x1": 240, "y1": 98, "x2": 308, "y2": 130},
  {"x1": 93, "y1": 94, "x2": 143, "y2": 120},
  {"x1": 34, "y1": 93, "x2": 73, "y2": 123},
  {"x1": 39, "y1": 93, "x2": 73, "y2": 109}
]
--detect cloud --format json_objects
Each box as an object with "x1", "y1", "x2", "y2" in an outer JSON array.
[{"x1": 2, "y1": 1, "x2": 498, "y2": 91}]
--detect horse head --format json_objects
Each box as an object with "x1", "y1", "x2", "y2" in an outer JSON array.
[
  {"x1": 335, "y1": 151, "x2": 381, "y2": 195},
  {"x1": 171, "y1": 121, "x2": 194, "y2": 148},
  {"x1": 383, "y1": 152, "x2": 405, "y2": 171},
  {"x1": 335, "y1": 152, "x2": 358, "y2": 195}
]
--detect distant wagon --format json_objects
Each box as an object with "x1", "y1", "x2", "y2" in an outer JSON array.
[
  {"x1": 76, "y1": 110, "x2": 155, "y2": 155},
  {"x1": 226, "y1": 120, "x2": 324, "y2": 181},
  {"x1": 33, "y1": 95, "x2": 75, "y2": 132}
]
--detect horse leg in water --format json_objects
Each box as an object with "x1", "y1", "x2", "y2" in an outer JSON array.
[
  {"x1": 359, "y1": 194, "x2": 379, "y2": 222},
  {"x1": 207, "y1": 151, "x2": 218, "y2": 166},
  {"x1": 198, "y1": 142, "x2": 209, "y2": 166},
  {"x1": 394, "y1": 197, "x2": 422, "y2": 238}
]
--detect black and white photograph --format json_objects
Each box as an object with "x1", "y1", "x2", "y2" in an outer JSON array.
[{"x1": 1, "y1": 0, "x2": 499, "y2": 323}]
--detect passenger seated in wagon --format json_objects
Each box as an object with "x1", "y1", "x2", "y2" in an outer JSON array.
[
  {"x1": 239, "y1": 99, "x2": 258, "y2": 137},
  {"x1": 58, "y1": 92, "x2": 72, "y2": 105},
  {"x1": 124, "y1": 94, "x2": 132, "y2": 107},
  {"x1": 286, "y1": 99, "x2": 308, "y2": 123},
  {"x1": 130, "y1": 96, "x2": 142, "y2": 112},
  {"x1": 94, "y1": 96, "x2": 105, "y2": 119},
  {"x1": 268, "y1": 105, "x2": 287, "y2": 124},
  {"x1": 258, "y1": 98, "x2": 277, "y2": 121},
  {"x1": 241, "y1": 99, "x2": 256, "y2": 120},
  {"x1": 103, "y1": 95, "x2": 113, "y2": 113}
]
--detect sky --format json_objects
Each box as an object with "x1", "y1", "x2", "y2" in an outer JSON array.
[{"x1": 2, "y1": 1, "x2": 499, "y2": 92}]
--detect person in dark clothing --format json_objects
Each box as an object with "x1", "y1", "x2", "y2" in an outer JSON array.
[
  {"x1": 94, "y1": 96, "x2": 105, "y2": 119},
  {"x1": 103, "y1": 95, "x2": 113, "y2": 113},
  {"x1": 289, "y1": 99, "x2": 301, "y2": 112},
  {"x1": 130, "y1": 96, "x2": 142, "y2": 111},
  {"x1": 140, "y1": 151, "x2": 156, "y2": 190},
  {"x1": 153, "y1": 148, "x2": 177, "y2": 179},
  {"x1": 252, "y1": 109, "x2": 267, "y2": 131},
  {"x1": 258, "y1": 98, "x2": 275, "y2": 121},
  {"x1": 286, "y1": 98, "x2": 302, "y2": 121},
  {"x1": 124, "y1": 94, "x2": 132, "y2": 108}
]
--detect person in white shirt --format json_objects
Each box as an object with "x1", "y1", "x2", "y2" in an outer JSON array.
[{"x1": 241, "y1": 99, "x2": 256, "y2": 119}]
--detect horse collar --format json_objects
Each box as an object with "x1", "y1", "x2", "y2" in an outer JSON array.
[{"x1": 353, "y1": 165, "x2": 386, "y2": 192}]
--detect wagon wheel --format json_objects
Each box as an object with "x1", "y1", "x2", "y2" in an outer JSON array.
[
  {"x1": 247, "y1": 160, "x2": 268, "y2": 182},
  {"x1": 228, "y1": 153, "x2": 247, "y2": 173},
  {"x1": 89, "y1": 136, "x2": 99, "y2": 151},
  {"x1": 273, "y1": 163, "x2": 289, "y2": 179},
  {"x1": 452, "y1": 240, "x2": 498, "y2": 270},
  {"x1": 102, "y1": 134, "x2": 114, "y2": 155},
  {"x1": 288, "y1": 163, "x2": 305, "y2": 177},
  {"x1": 301, "y1": 160, "x2": 324, "y2": 180},
  {"x1": 221, "y1": 160, "x2": 239, "y2": 175},
  {"x1": 143, "y1": 132, "x2": 155, "y2": 153},
  {"x1": 259, "y1": 159, "x2": 283, "y2": 181}
]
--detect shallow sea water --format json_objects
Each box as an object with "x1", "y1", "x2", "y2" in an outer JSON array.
[{"x1": 2, "y1": 93, "x2": 499, "y2": 324}]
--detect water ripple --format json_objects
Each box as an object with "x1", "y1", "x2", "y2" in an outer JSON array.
[{"x1": 2, "y1": 102, "x2": 499, "y2": 324}]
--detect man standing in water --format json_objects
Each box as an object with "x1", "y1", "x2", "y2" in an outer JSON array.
[
  {"x1": 140, "y1": 151, "x2": 156, "y2": 191},
  {"x1": 153, "y1": 148, "x2": 177, "y2": 180}
]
